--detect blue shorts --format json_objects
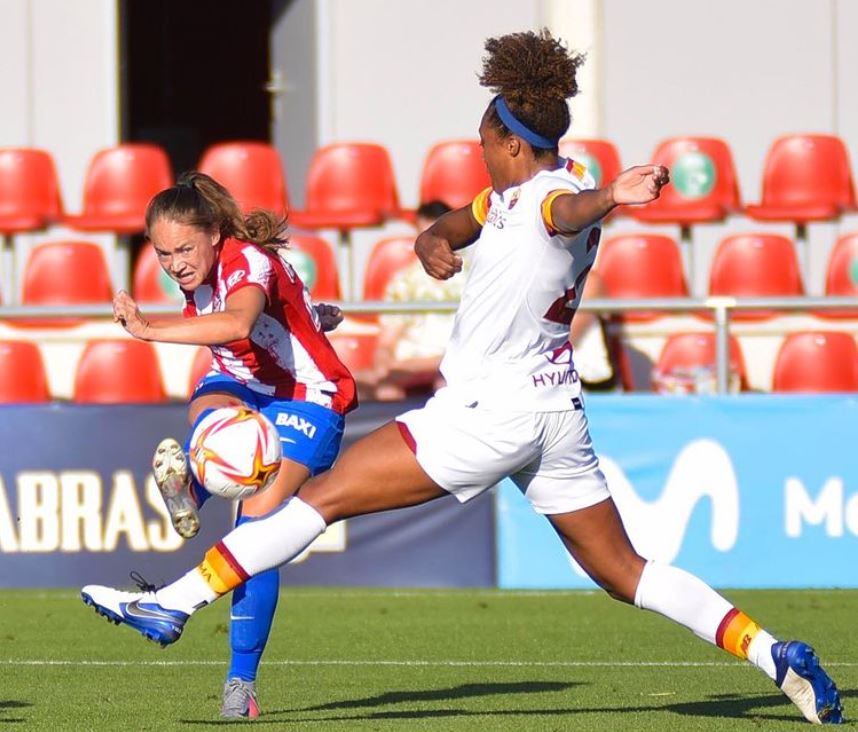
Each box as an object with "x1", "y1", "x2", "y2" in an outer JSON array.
[{"x1": 193, "y1": 373, "x2": 344, "y2": 476}]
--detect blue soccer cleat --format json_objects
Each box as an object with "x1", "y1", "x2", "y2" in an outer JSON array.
[
  {"x1": 81, "y1": 584, "x2": 188, "y2": 647},
  {"x1": 773, "y1": 641, "x2": 844, "y2": 724}
]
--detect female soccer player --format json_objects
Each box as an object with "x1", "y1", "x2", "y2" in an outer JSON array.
[
  {"x1": 84, "y1": 31, "x2": 842, "y2": 725},
  {"x1": 110, "y1": 171, "x2": 357, "y2": 719}
]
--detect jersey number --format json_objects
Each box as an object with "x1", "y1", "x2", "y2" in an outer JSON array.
[{"x1": 544, "y1": 265, "x2": 592, "y2": 325}]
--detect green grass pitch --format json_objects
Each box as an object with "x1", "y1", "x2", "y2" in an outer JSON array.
[{"x1": 1, "y1": 588, "x2": 855, "y2": 730}]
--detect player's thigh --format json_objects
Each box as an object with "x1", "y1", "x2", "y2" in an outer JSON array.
[
  {"x1": 547, "y1": 499, "x2": 645, "y2": 603},
  {"x1": 188, "y1": 391, "x2": 245, "y2": 423},
  {"x1": 299, "y1": 421, "x2": 447, "y2": 523}
]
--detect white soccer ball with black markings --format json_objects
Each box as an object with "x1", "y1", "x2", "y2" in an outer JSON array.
[{"x1": 189, "y1": 406, "x2": 281, "y2": 500}]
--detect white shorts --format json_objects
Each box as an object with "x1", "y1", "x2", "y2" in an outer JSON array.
[{"x1": 396, "y1": 391, "x2": 610, "y2": 514}]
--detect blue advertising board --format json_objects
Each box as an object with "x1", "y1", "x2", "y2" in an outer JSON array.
[{"x1": 498, "y1": 395, "x2": 858, "y2": 589}]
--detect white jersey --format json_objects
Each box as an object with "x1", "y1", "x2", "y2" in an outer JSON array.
[{"x1": 439, "y1": 158, "x2": 600, "y2": 411}]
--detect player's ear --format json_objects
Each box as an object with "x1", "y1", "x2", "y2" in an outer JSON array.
[{"x1": 507, "y1": 135, "x2": 522, "y2": 158}]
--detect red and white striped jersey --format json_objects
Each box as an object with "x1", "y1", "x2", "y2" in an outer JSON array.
[{"x1": 183, "y1": 238, "x2": 357, "y2": 414}]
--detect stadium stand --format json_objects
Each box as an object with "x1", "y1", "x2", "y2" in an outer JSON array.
[
  {"x1": 289, "y1": 142, "x2": 402, "y2": 229},
  {"x1": 418, "y1": 140, "x2": 491, "y2": 211},
  {"x1": 132, "y1": 245, "x2": 183, "y2": 304},
  {"x1": 281, "y1": 234, "x2": 341, "y2": 300},
  {"x1": 0, "y1": 148, "x2": 64, "y2": 233},
  {"x1": 708, "y1": 233, "x2": 803, "y2": 320},
  {"x1": 73, "y1": 339, "x2": 167, "y2": 403},
  {"x1": 598, "y1": 234, "x2": 688, "y2": 321},
  {"x1": 772, "y1": 331, "x2": 858, "y2": 393},
  {"x1": 630, "y1": 137, "x2": 742, "y2": 225},
  {"x1": 746, "y1": 134, "x2": 857, "y2": 223},
  {"x1": 0, "y1": 340, "x2": 50, "y2": 403},
  {"x1": 187, "y1": 346, "x2": 213, "y2": 398},
  {"x1": 654, "y1": 332, "x2": 748, "y2": 393},
  {"x1": 198, "y1": 141, "x2": 290, "y2": 215},
  {"x1": 64, "y1": 144, "x2": 173, "y2": 233}
]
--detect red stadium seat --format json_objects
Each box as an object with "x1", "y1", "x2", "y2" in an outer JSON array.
[
  {"x1": 598, "y1": 234, "x2": 688, "y2": 321},
  {"x1": 23, "y1": 241, "x2": 112, "y2": 304},
  {"x1": 74, "y1": 340, "x2": 167, "y2": 403},
  {"x1": 0, "y1": 148, "x2": 64, "y2": 233},
  {"x1": 418, "y1": 140, "x2": 490, "y2": 211},
  {"x1": 708, "y1": 234, "x2": 803, "y2": 320},
  {"x1": 772, "y1": 332, "x2": 858, "y2": 393},
  {"x1": 819, "y1": 233, "x2": 858, "y2": 318},
  {"x1": 132, "y1": 246, "x2": 184, "y2": 304},
  {"x1": 654, "y1": 332, "x2": 748, "y2": 393},
  {"x1": 0, "y1": 341, "x2": 50, "y2": 402},
  {"x1": 558, "y1": 138, "x2": 622, "y2": 189},
  {"x1": 290, "y1": 143, "x2": 401, "y2": 229},
  {"x1": 327, "y1": 332, "x2": 378, "y2": 372},
  {"x1": 280, "y1": 234, "x2": 340, "y2": 300},
  {"x1": 631, "y1": 137, "x2": 742, "y2": 225},
  {"x1": 363, "y1": 236, "x2": 418, "y2": 302},
  {"x1": 746, "y1": 135, "x2": 857, "y2": 223},
  {"x1": 65, "y1": 144, "x2": 173, "y2": 233},
  {"x1": 198, "y1": 142, "x2": 290, "y2": 215},
  {"x1": 187, "y1": 347, "x2": 213, "y2": 397}
]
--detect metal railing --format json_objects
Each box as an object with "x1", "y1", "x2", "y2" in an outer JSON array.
[{"x1": 1, "y1": 296, "x2": 856, "y2": 394}]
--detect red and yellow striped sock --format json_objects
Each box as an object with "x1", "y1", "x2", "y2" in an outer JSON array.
[
  {"x1": 197, "y1": 541, "x2": 250, "y2": 596},
  {"x1": 715, "y1": 608, "x2": 762, "y2": 660}
]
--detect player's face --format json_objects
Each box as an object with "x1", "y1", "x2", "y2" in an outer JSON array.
[
  {"x1": 479, "y1": 110, "x2": 513, "y2": 192},
  {"x1": 150, "y1": 217, "x2": 220, "y2": 291}
]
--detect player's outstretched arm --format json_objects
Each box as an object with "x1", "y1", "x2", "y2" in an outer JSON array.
[
  {"x1": 549, "y1": 165, "x2": 670, "y2": 235},
  {"x1": 113, "y1": 287, "x2": 266, "y2": 345},
  {"x1": 415, "y1": 206, "x2": 481, "y2": 280}
]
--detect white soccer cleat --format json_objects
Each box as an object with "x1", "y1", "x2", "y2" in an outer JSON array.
[
  {"x1": 153, "y1": 437, "x2": 200, "y2": 539},
  {"x1": 773, "y1": 641, "x2": 844, "y2": 724}
]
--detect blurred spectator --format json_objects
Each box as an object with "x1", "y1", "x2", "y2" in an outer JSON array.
[
  {"x1": 360, "y1": 200, "x2": 464, "y2": 401},
  {"x1": 570, "y1": 269, "x2": 620, "y2": 392}
]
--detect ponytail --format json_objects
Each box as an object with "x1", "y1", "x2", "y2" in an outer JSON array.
[{"x1": 145, "y1": 171, "x2": 288, "y2": 250}]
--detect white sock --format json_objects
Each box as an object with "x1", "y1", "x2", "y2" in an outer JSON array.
[
  {"x1": 156, "y1": 497, "x2": 327, "y2": 615},
  {"x1": 634, "y1": 561, "x2": 733, "y2": 644},
  {"x1": 747, "y1": 630, "x2": 778, "y2": 680},
  {"x1": 634, "y1": 562, "x2": 779, "y2": 678}
]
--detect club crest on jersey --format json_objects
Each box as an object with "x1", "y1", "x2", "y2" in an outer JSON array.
[
  {"x1": 275, "y1": 412, "x2": 317, "y2": 438},
  {"x1": 226, "y1": 269, "x2": 246, "y2": 288},
  {"x1": 507, "y1": 188, "x2": 521, "y2": 210}
]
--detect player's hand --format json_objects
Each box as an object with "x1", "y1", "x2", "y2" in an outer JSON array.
[
  {"x1": 112, "y1": 290, "x2": 151, "y2": 339},
  {"x1": 609, "y1": 165, "x2": 670, "y2": 206},
  {"x1": 314, "y1": 303, "x2": 344, "y2": 332},
  {"x1": 415, "y1": 231, "x2": 463, "y2": 280}
]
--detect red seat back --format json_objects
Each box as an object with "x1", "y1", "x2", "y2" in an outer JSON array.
[
  {"x1": 558, "y1": 138, "x2": 621, "y2": 188},
  {"x1": 74, "y1": 340, "x2": 167, "y2": 403},
  {"x1": 419, "y1": 140, "x2": 490, "y2": 210},
  {"x1": 328, "y1": 332, "x2": 378, "y2": 372},
  {"x1": 70, "y1": 144, "x2": 173, "y2": 232},
  {"x1": 773, "y1": 332, "x2": 858, "y2": 393},
  {"x1": 363, "y1": 237, "x2": 419, "y2": 302},
  {"x1": 709, "y1": 234, "x2": 803, "y2": 319},
  {"x1": 280, "y1": 234, "x2": 340, "y2": 300},
  {"x1": 632, "y1": 137, "x2": 741, "y2": 224},
  {"x1": 23, "y1": 241, "x2": 113, "y2": 305},
  {"x1": 655, "y1": 332, "x2": 747, "y2": 392},
  {"x1": 599, "y1": 234, "x2": 687, "y2": 321},
  {"x1": 0, "y1": 341, "x2": 50, "y2": 402},
  {"x1": 825, "y1": 233, "x2": 858, "y2": 296},
  {"x1": 300, "y1": 143, "x2": 400, "y2": 224},
  {"x1": 132, "y1": 245, "x2": 184, "y2": 304},
  {"x1": 198, "y1": 142, "x2": 290, "y2": 215},
  {"x1": 749, "y1": 135, "x2": 856, "y2": 220},
  {"x1": 0, "y1": 148, "x2": 64, "y2": 232}
]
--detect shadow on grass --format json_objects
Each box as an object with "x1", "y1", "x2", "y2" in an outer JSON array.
[
  {"x1": 0, "y1": 700, "x2": 31, "y2": 725},
  {"x1": 179, "y1": 684, "x2": 856, "y2": 726}
]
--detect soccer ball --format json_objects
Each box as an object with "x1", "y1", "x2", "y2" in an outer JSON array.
[{"x1": 189, "y1": 406, "x2": 282, "y2": 500}]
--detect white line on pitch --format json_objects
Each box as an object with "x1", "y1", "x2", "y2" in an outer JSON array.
[{"x1": 4, "y1": 659, "x2": 858, "y2": 668}]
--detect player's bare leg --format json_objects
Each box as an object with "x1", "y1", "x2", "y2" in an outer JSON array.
[{"x1": 548, "y1": 498, "x2": 843, "y2": 725}]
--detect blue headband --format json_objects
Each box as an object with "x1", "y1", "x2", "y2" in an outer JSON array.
[{"x1": 493, "y1": 95, "x2": 557, "y2": 149}]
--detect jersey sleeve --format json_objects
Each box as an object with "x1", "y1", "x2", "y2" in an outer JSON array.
[
  {"x1": 471, "y1": 187, "x2": 492, "y2": 226},
  {"x1": 222, "y1": 245, "x2": 275, "y2": 301}
]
